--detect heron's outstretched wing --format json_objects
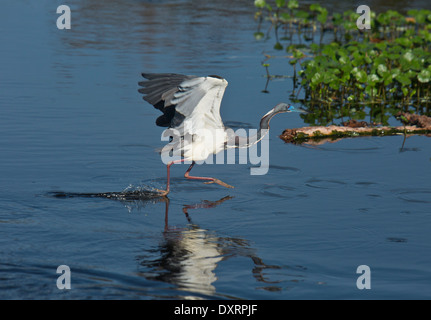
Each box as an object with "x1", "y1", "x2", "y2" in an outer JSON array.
[{"x1": 138, "y1": 73, "x2": 228, "y2": 132}]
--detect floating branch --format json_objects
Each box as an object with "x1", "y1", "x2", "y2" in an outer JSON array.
[{"x1": 280, "y1": 113, "x2": 431, "y2": 144}]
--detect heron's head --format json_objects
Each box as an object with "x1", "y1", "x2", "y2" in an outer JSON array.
[
  {"x1": 273, "y1": 103, "x2": 308, "y2": 114},
  {"x1": 261, "y1": 103, "x2": 307, "y2": 127},
  {"x1": 260, "y1": 103, "x2": 306, "y2": 130},
  {"x1": 273, "y1": 103, "x2": 294, "y2": 113}
]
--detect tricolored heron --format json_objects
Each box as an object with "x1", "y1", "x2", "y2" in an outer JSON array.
[{"x1": 138, "y1": 73, "x2": 300, "y2": 196}]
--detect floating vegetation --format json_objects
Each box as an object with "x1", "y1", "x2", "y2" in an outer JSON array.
[
  {"x1": 279, "y1": 113, "x2": 431, "y2": 144},
  {"x1": 254, "y1": 0, "x2": 431, "y2": 126}
]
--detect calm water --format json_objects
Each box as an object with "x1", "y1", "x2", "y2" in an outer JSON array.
[{"x1": 1, "y1": 0, "x2": 431, "y2": 300}]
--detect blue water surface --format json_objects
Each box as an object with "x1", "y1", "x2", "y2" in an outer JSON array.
[{"x1": 1, "y1": 0, "x2": 431, "y2": 299}]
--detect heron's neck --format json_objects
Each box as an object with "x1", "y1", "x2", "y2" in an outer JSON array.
[{"x1": 228, "y1": 109, "x2": 279, "y2": 148}]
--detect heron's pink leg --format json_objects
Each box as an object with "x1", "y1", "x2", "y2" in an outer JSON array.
[
  {"x1": 156, "y1": 159, "x2": 185, "y2": 196},
  {"x1": 184, "y1": 162, "x2": 234, "y2": 189}
]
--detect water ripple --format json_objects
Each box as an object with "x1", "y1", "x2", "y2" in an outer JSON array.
[
  {"x1": 305, "y1": 178, "x2": 347, "y2": 189},
  {"x1": 391, "y1": 188, "x2": 431, "y2": 204},
  {"x1": 259, "y1": 184, "x2": 307, "y2": 199}
]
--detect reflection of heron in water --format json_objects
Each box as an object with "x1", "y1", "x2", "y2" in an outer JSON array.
[
  {"x1": 135, "y1": 195, "x2": 232, "y2": 298},
  {"x1": 49, "y1": 190, "x2": 306, "y2": 297},
  {"x1": 136, "y1": 196, "x2": 307, "y2": 298}
]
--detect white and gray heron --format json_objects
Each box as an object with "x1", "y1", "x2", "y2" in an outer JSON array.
[{"x1": 138, "y1": 73, "x2": 300, "y2": 196}]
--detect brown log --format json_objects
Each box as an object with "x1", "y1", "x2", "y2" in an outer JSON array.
[{"x1": 280, "y1": 113, "x2": 431, "y2": 145}]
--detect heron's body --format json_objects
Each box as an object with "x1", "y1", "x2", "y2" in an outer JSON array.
[{"x1": 138, "y1": 73, "x2": 297, "y2": 196}]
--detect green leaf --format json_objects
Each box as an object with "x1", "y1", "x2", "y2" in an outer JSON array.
[
  {"x1": 406, "y1": 70, "x2": 417, "y2": 79},
  {"x1": 403, "y1": 50, "x2": 414, "y2": 62},
  {"x1": 329, "y1": 79, "x2": 340, "y2": 90},
  {"x1": 323, "y1": 72, "x2": 337, "y2": 84},
  {"x1": 396, "y1": 73, "x2": 411, "y2": 86},
  {"x1": 339, "y1": 55, "x2": 348, "y2": 65},
  {"x1": 418, "y1": 69, "x2": 431, "y2": 83},
  {"x1": 321, "y1": 44, "x2": 337, "y2": 60},
  {"x1": 332, "y1": 13, "x2": 343, "y2": 25},
  {"x1": 309, "y1": 43, "x2": 320, "y2": 53},
  {"x1": 386, "y1": 53, "x2": 400, "y2": 60},
  {"x1": 317, "y1": 9, "x2": 328, "y2": 24},
  {"x1": 395, "y1": 37, "x2": 412, "y2": 48},
  {"x1": 274, "y1": 42, "x2": 283, "y2": 50},
  {"x1": 275, "y1": 0, "x2": 286, "y2": 8},
  {"x1": 407, "y1": 9, "x2": 428, "y2": 24},
  {"x1": 351, "y1": 67, "x2": 367, "y2": 83},
  {"x1": 280, "y1": 12, "x2": 292, "y2": 22},
  {"x1": 367, "y1": 49, "x2": 378, "y2": 59},
  {"x1": 287, "y1": 0, "x2": 298, "y2": 10},
  {"x1": 341, "y1": 62, "x2": 353, "y2": 74},
  {"x1": 254, "y1": 32, "x2": 265, "y2": 40},
  {"x1": 375, "y1": 41, "x2": 387, "y2": 51},
  {"x1": 368, "y1": 73, "x2": 380, "y2": 84},
  {"x1": 254, "y1": 0, "x2": 267, "y2": 9},
  {"x1": 364, "y1": 55, "x2": 372, "y2": 64},
  {"x1": 365, "y1": 85, "x2": 376, "y2": 97},
  {"x1": 311, "y1": 72, "x2": 322, "y2": 85},
  {"x1": 383, "y1": 73, "x2": 393, "y2": 86},
  {"x1": 399, "y1": 115, "x2": 408, "y2": 123},
  {"x1": 377, "y1": 64, "x2": 388, "y2": 76},
  {"x1": 295, "y1": 10, "x2": 310, "y2": 20},
  {"x1": 292, "y1": 49, "x2": 305, "y2": 59},
  {"x1": 310, "y1": 4, "x2": 323, "y2": 12}
]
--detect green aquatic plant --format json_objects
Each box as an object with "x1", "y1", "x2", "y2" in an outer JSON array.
[{"x1": 254, "y1": 1, "x2": 431, "y2": 126}]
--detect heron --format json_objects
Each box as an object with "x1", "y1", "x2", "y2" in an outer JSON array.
[{"x1": 138, "y1": 73, "x2": 301, "y2": 196}]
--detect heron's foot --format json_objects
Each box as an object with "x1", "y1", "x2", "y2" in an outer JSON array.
[
  {"x1": 204, "y1": 178, "x2": 234, "y2": 189},
  {"x1": 154, "y1": 188, "x2": 169, "y2": 197}
]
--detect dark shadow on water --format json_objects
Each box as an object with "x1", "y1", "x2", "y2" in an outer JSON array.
[
  {"x1": 48, "y1": 189, "x2": 165, "y2": 201},
  {"x1": 47, "y1": 188, "x2": 168, "y2": 212},
  {"x1": 224, "y1": 120, "x2": 255, "y2": 130}
]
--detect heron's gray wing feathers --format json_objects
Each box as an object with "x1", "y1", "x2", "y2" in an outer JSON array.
[
  {"x1": 139, "y1": 73, "x2": 229, "y2": 161},
  {"x1": 138, "y1": 73, "x2": 193, "y2": 109},
  {"x1": 138, "y1": 73, "x2": 228, "y2": 131}
]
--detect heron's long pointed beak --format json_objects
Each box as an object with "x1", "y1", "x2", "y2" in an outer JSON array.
[{"x1": 289, "y1": 106, "x2": 309, "y2": 114}]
